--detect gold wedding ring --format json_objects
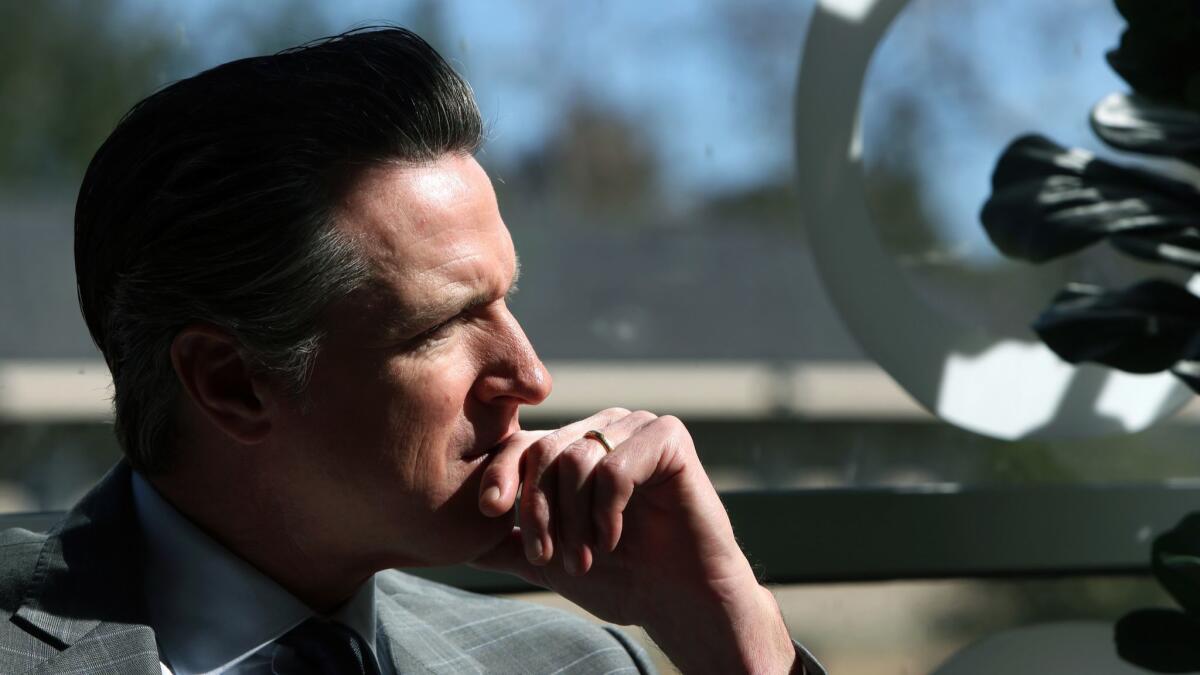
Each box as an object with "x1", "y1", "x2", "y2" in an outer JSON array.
[{"x1": 583, "y1": 429, "x2": 616, "y2": 454}]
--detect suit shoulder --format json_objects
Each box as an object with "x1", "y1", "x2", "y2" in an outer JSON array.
[
  {"x1": 376, "y1": 570, "x2": 655, "y2": 674},
  {"x1": 0, "y1": 527, "x2": 48, "y2": 614},
  {"x1": 376, "y1": 569, "x2": 584, "y2": 624}
]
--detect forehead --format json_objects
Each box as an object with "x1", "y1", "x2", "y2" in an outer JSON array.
[{"x1": 336, "y1": 155, "x2": 515, "y2": 313}]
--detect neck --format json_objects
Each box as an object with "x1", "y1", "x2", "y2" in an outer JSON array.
[{"x1": 147, "y1": 450, "x2": 377, "y2": 613}]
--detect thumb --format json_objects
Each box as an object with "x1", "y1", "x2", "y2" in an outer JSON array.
[
  {"x1": 478, "y1": 430, "x2": 551, "y2": 517},
  {"x1": 469, "y1": 527, "x2": 549, "y2": 588}
]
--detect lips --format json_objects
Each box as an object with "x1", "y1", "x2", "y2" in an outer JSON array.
[
  {"x1": 461, "y1": 426, "x2": 518, "y2": 460},
  {"x1": 460, "y1": 445, "x2": 498, "y2": 461}
]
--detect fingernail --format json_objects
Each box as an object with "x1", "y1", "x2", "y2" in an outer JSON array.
[
  {"x1": 563, "y1": 551, "x2": 579, "y2": 576},
  {"x1": 527, "y1": 536, "x2": 543, "y2": 563},
  {"x1": 482, "y1": 485, "x2": 501, "y2": 507}
]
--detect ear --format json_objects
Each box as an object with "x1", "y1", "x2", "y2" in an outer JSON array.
[{"x1": 170, "y1": 325, "x2": 273, "y2": 444}]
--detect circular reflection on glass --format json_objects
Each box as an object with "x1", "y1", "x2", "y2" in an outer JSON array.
[
  {"x1": 861, "y1": 0, "x2": 1188, "y2": 340},
  {"x1": 794, "y1": 0, "x2": 1192, "y2": 439}
]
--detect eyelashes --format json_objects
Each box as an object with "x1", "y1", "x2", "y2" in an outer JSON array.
[
  {"x1": 408, "y1": 315, "x2": 462, "y2": 349},
  {"x1": 404, "y1": 293, "x2": 514, "y2": 352}
]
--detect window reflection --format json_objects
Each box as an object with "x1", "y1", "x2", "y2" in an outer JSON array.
[{"x1": 1, "y1": 0, "x2": 1199, "y2": 513}]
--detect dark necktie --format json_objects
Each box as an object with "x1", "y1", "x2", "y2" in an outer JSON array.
[{"x1": 275, "y1": 617, "x2": 382, "y2": 675}]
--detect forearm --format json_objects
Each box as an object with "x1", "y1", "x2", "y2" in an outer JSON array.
[{"x1": 642, "y1": 574, "x2": 799, "y2": 675}]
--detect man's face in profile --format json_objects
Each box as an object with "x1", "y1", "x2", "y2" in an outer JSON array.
[{"x1": 267, "y1": 154, "x2": 552, "y2": 567}]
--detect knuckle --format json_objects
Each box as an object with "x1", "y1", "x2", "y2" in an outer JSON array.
[
  {"x1": 601, "y1": 406, "x2": 631, "y2": 419},
  {"x1": 559, "y1": 444, "x2": 592, "y2": 472},
  {"x1": 527, "y1": 438, "x2": 558, "y2": 468},
  {"x1": 595, "y1": 456, "x2": 624, "y2": 482},
  {"x1": 482, "y1": 467, "x2": 506, "y2": 488},
  {"x1": 657, "y1": 414, "x2": 686, "y2": 433},
  {"x1": 595, "y1": 456, "x2": 625, "y2": 486},
  {"x1": 630, "y1": 410, "x2": 658, "y2": 424},
  {"x1": 564, "y1": 437, "x2": 591, "y2": 453}
]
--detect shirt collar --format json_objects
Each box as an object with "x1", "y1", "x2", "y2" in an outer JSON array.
[{"x1": 131, "y1": 471, "x2": 378, "y2": 675}]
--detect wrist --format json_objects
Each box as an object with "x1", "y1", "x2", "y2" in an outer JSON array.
[{"x1": 642, "y1": 571, "x2": 796, "y2": 674}]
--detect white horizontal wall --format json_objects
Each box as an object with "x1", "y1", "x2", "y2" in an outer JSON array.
[{"x1": 3, "y1": 359, "x2": 1199, "y2": 424}]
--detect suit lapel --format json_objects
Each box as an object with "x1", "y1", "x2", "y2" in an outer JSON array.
[
  {"x1": 11, "y1": 463, "x2": 161, "y2": 674},
  {"x1": 28, "y1": 621, "x2": 160, "y2": 675}
]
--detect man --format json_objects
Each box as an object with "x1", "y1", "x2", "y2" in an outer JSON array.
[{"x1": 0, "y1": 28, "x2": 823, "y2": 674}]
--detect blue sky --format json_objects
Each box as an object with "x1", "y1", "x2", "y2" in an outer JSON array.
[
  {"x1": 117, "y1": 0, "x2": 1134, "y2": 246},
  {"x1": 862, "y1": 0, "x2": 1129, "y2": 262},
  {"x1": 117, "y1": 0, "x2": 807, "y2": 198}
]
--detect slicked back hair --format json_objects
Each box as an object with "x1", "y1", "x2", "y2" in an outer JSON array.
[{"x1": 75, "y1": 27, "x2": 483, "y2": 474}]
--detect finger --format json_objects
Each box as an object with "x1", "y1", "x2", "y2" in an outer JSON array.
[
  {"x1": 520, "y1": 449, "x2": 555, "y2": 565},
  {"x1": 593, "y1": 414, "x2": 692, "y2": 553},
  {"x1": 469, "y1": 527, "x2": 549, "y2": 588},
  {"x1": 479, "y1": 431, "x2": 550, "y2": 517},
  {"x1": 577, "y1": 411, "x2": 659, "y2": 553},
  {"x1": 555, "y1": 438, "x2": 606, "y2": 575},
  {"x1": 519, "y1": 408, "x2": 631, "y2": 564}
]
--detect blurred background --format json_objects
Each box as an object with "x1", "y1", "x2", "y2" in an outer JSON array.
[{"x1": 1, "y1": 0, "x2": 1195, "y2": 672}]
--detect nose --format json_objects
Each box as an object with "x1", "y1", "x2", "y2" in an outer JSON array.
[{"x1": 474, "y1": 308, "x2": 553, "y2": 407}]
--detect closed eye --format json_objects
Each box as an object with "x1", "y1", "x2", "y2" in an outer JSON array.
[
  {"x1": 406, "y1": 313, "x2": 465, "y2": 349},
  {"x1": 403, "y1": 273, "x2": 518, "y2": 351}
]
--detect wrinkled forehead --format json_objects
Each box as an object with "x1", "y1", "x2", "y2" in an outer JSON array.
[{"x1": 335, "y1": 155, "x2": 516, "y2": 314}]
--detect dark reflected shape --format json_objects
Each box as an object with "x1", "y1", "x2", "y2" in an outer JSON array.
[
  {"x1": 1152, "y1": 513, "x2": 1200, "y2": 615},
  {"x1": 1033, "y1": 279, "x2": 1200, "y2": 375},
  {"x1": 980, "y1": 135, "x2": 1200, "y2": 263},
  {"x1": 1115, "y1": 608, "x2": 1200, "y2": 673},
  {"x1": 1111, "y1": 230, "x2": 1200, "y2": 270},
  {"x1": 1108, "y1": 0, "x2": 1200, "y2": 108},
  {"x1": 1091, "y1": 92, "x2": 1200, "y2": 159},
  {"x1": 1116, "y1": 514, "x2": 1200, "y2": 671},
  {"x1": 981, "y1": 7, "x2": 1200, "y2": 665}
]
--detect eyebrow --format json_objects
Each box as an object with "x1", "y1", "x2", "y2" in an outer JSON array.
[{"x1": 382, "y1": 254, "x2": 521, "y2": 339}]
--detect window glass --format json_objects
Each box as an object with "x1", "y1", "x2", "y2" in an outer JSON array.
[
  {"x1": 1, "y1": 0, "x2": 1197, "y2": 509},
  {"x1": 863, "y1": 0, "x2": 1153, "y2": 336},
  {"x1": 1, "y1": 3, "x2": 1190, "y2": 673}
]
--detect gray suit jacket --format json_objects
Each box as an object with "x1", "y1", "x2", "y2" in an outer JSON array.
[{"x1": 0, "y1": 464, "x2": 654, "y2": 674}]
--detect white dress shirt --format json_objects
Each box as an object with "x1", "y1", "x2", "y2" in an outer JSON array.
[{"x1": 131, "y1": 472, "x2": 390, "y2": 675}]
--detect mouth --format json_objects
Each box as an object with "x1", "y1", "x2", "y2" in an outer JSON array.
[
  {"x1": 461, "y1": 427, "x2": 519, "y2": 461},
  {"x1": 460, "y1": 447, "x2": 496, "y2": 462}
]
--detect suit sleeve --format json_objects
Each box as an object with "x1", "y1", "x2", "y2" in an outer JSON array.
[
  {"x1": 601, "y1": 626, "x2": 657, "y2": 674},
  {"x1": 794, "y1": 639, "x2": 826, "y2": 675},
  {"x1": 602, "y1": 627, "x2": 826, "y2": 675}
]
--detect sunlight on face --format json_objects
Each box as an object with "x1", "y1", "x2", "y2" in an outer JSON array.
[{"x1": 268, "y1": 155, "x2": 552, "y2": 568}]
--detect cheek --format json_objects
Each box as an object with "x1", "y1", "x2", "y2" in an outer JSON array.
[
  {"x1": 385, "y1": 351, "x2": 476, "y2": 427},
  {"x1": 380, "y1": 352, "x2": 480, "y2": 487}
]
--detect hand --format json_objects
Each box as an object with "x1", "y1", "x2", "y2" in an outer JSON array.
[{"x1": 470, "y1": 408, "x2": 798, "y2": 674}]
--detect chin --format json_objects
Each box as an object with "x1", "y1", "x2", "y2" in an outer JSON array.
[{"x1": 406, "y1": 495, "x2": 516, "y2": 568}]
